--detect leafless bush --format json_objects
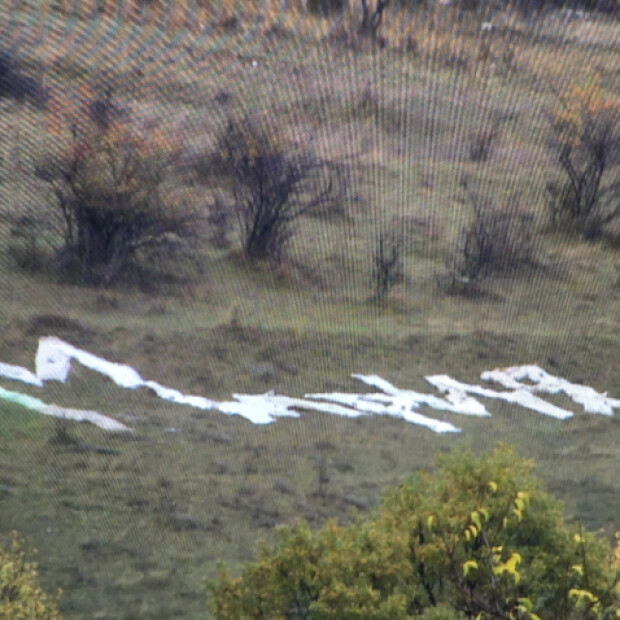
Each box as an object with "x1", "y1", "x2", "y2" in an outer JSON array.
[
  {"x1": 547, "y1": 78, "x2": 620, "y2": 240},
  {"x1": 545, "y1": 175, "x2": 620, "y2": 241},
  {"x1": 444, "y1": 186, "x2": 535, "y2": 293},
  {"x1": 469, "y1": 122, "x2": 500, "y2": 162},
  {"x1": 206, "y1": 195, "x2": 233, "y2": 250},
  {"x1": 215, "y1": 115, "x2": 333, "y2": 263},
  {"x1": 360, "y1": 0, "x2": 390, "y2": 41},
  {"x1": 372, "y1": 228, "x2": 406, "y2": 301}
]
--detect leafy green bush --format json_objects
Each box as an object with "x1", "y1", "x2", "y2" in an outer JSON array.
[
  {"x1": 0, "y1": 534, "x2": 62, "y2": 619},
  {"x1": 209, "y1": 446, "x2": 620, "y2": 619}
]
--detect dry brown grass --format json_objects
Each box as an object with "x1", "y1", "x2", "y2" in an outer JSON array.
[{"x1": 8, "y1": 0, "x2": 618, "y2": 95}]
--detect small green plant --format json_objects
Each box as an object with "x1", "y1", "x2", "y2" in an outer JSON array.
[
  {"x1": 0, "y1": 534, "x2": 62, "y2": 619},
  {"x1": 313, "y1": 452, "x2": 330, "y2": 499},
  {"x1": 209, "y1": 445, "x2": 620, "y2": 619}
]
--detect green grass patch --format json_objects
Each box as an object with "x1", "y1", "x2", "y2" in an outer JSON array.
[{"x1": 0, "y1": 401, "x2": 48, "y2": 441}]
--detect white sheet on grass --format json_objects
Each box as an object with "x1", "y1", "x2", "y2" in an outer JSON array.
[
  {"x1": 0, "y1": 337, "x2": 618, "y2": 433},
  {"x1": 305, "y1": 389, "x2": 463, "y2": 433},
  {"x1": 481, "y1": 365, "x2": 620, "y2": 416},
  {"x1": 35, "y1": 335, "x2": 221, "y2": 411},
  {"x1": 218, "y1": 390, "x2": 462, "y2": 433},
  {"x1": 25, "y1": 338, "x2": 468, "y2": 429},
  {"x1": 36, "y1": 337, "x2": 145, "y2": 387},
  {"x1": 304, "y1": 374, "x2": 484, "y2": 433},
  {"x1": 425, "y1": 375, "x2": 574, "y2": 420},
  {"x1": 0, "y1": 385, "x2": 131, "y2": 432},
  {"x1": 0, "y1": 362, "x2": 43, "y2": 387},
  {"x1": 353, "y1": 374, "x2": 490, "y2": 416}
]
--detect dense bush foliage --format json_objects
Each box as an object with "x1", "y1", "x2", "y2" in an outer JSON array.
[
  {"x1": 0, "y1": 535, "x2": 62, "y2": 619},
  {"x1": 0, "y1": 47, "x2": 48, "y2": 108},
  {"x1": 210, "y1": 446, "x2": 620, "y2": 619},
  {"x1": 40, "y1": 85, "x2": 198, "y2": 285}
]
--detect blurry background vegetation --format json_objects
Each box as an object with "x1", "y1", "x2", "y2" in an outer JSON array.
[{"x1": 0, "y1": 0, "x2": 618, "y2": 617}]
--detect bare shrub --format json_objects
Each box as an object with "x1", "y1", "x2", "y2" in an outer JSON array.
[
  {"x1": 372, "y1": 227, "x2": 406, "y2": 301},
  {"x1": 444, "y1": 185, "x2": 535, "y2": 293},
  {"x1": 42, "y1": 85, "x2": 198, "y2": 286},
  {"x1": 206, "y1": 195, "x2": 233, "y2": 250},
  {"x1": 469, "y1": 121, "x2": 500, "y2": 162},
  {"x1": 547, "y1": 75, "x2": 620, "y2": 240},
  {"x1": 360, "y1": 0, "x2": 390, "y2": 41},
  {"x1": 215, "y1": 115, "x2": 333, "y2": 263}
]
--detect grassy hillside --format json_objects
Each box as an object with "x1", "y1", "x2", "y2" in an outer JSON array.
[{"x1": 0, "y1": 0, "x2": 619, "y2": 617}]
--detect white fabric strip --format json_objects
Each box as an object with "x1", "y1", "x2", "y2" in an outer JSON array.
[
  {"x1": 0, "y1": 337, "x2": 618, "y2": 432},
  {"x1": 426, "y1": 375, "x2": 574, "y2": 420},
  {"x1": 0, "y1": 385, "x2": 131, "y2": 432},
  {"x1": 481, "y1": 365, "x2": 620, "y2": 416}
]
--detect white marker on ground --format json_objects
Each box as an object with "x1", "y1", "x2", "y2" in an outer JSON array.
[
  {"x1": 481, "y1": 365, "x2": 620, "y2": 416},
  {"x1": 426, "y1": 374, "x2": 574, "y2": 420},
  {"x1": 0, "y1": 386, "x2": 131, "y2": 432},
  {"x1": 1, "y1": 338, "x2": 618, "y2": 432}
]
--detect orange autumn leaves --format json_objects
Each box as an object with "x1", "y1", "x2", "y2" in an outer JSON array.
[
  {"x1": 553, "y1": 73, "x2": 619, "y2": 151},
  {"x1": 45, "y1": 83, "x2": 182, "y2": 168}
]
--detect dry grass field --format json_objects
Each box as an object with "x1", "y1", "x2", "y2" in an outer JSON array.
[{"x1": 0, "y1": 0, "x2": 619, "y2": 617}]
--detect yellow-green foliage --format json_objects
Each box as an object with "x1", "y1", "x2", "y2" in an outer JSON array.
[
  {"x1": 0, "y1": 534, "x2": 62, "y2": 619},
  {"x1": 209, "y1": 446, "x2": 620, "y2": 619}
]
